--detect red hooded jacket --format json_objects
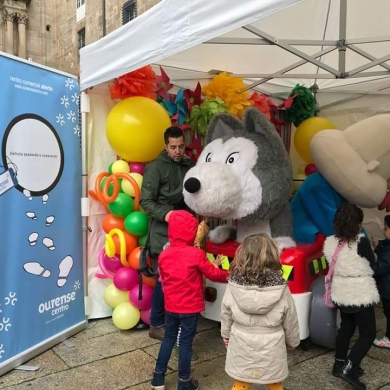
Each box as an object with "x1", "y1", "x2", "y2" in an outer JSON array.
[{"x1": 158, "y1": 210, "x2": 229, "y2": 314}]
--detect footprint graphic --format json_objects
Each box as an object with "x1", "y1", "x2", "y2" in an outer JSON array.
[
  {"x1": 45, "y1": 216, "x2": 55, "y2": 227},
  {"x1": 26, "y1": 212, "x2": 38, "y2": 220},
  {"x1": 23, "y1": 189, "x2": 32, "y2": 200},
  {"x1": 28, "y1": 232, "x2": 39, "y2": 246},
  {"x1": 42, "y1": 237, "x2": 55, "y2": 251},
  {"x1": 42, "y1": 194, "x2": 49, "y2": 204},
  {"x1": 23, "y1": 262, "x2": 51, "y2": 278},
  {"x1": 57, "y1": 256, "x2": 73, "y2": 287}
]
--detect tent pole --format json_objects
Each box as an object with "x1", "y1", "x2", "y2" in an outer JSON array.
[
  {"x1": 80, "y1": 91, "x2": 90, "y2": 318},
  {"x1": 338, "y1": 0, "x2": 347, "y2": 77},
  {"x1": 348, "y1": 45, "x2": 390, "y2": 72}
]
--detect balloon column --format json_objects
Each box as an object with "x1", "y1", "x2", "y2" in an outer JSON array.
[{"x1": 89, "y1": 96, "x2": 171, "y2": 330}]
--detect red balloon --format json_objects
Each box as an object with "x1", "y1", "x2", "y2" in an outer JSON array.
[{"x1": 305, "y1": 163, "x2": 318, "y2": 176}]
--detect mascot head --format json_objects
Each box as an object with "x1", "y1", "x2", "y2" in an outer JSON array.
[
  {"x1": 183, "y1": 108, "x2": 292, "y2": 222},
  {"x1": 311, "y1": 114, "x2": 390, "y2": 210}
]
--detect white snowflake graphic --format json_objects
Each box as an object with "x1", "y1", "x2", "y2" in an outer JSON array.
[
  {"x1": 74, "y1": 124, "x2": 81, "y2": 137},
  {"x1": 71, "y1": 92, "x2": 80, "y2": 105},
  {"x1": 0, "y1": 318, "x2": 11, "y2": 332},
  {"x1": 0, "y1": 343, "x2": 4, "y2": 359},
  {"x1": 65, "y1": 78, "x2": 75, "y2": 90},
  {"x1": 56, "y1": 114, "x2": 65, "y2": 126},
  {"x1": 67, "y1": 110, "x2": 77, "y2": 123},
  {"x1": 60, "y1": 95, "x2": 70, "y2": 108},
  {"x1": 74, "y1": 280, "x2": 81, "y2": 290},
  {"x1": 5, "y1": 292, "x2": 17, "y2": 306},
  {"x1": 0, "y1": 304, "x2": 2, "y2": 314}
]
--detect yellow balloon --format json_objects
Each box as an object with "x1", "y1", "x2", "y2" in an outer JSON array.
[
  {"x1": 122, "y1": 173, "x2": 143, "y2": 197},
  {"x1": 111, "y1": 160, "x2": 130, "y2": 174},
  {"x1": 103, "y1": 283, "x2": 129, "y2": 309},
  {"x1": 106, "y1": 97, "x2": 171, "y2": 162},
  {"x1": 112, "y1": 302, "x2": 141, "y2": 330},
  {"x1": 297, "y1": 163, "x2": 307, "y2": 174},
  {"x1": 294, "y1": 117, "x2": 336, "y2": 163},
  {"x1": 292, "y1": 173, "x2": 307, "y2": 191}
]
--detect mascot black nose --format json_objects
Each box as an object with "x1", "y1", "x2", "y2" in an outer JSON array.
[{"x1": 184, "y1": 177, "x2": 201, "y2": 193}]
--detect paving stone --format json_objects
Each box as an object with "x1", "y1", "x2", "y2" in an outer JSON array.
[
  {"x1": 2, "y1": 350, "x2": 155, "y2": 390},
  {"x1": 69, "y1": 317, "x2": 118, "y2": 340},
  {"x1": 0, "y1": 350, "x2": 68, "y2": 389},
  {"x1": 143, "y1": 327, "x2": 226, "y2": 372},
  {"x1": 52, "y1": 328, "x2": 159, "y2": 367},
  {"x1": 285, "y1": 351, "x2": 390, "y2": 390}
]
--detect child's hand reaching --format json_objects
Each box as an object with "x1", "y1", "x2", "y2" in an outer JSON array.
[
  {"x1": 371, "y1": 236, "x2": 378, "y2": 249},
  {"x1": 213, "y1": 254, "x2": 223, "y2": 268},
  {"x1": 223, "y1": 338, "x2": 229, "y2": 349}
]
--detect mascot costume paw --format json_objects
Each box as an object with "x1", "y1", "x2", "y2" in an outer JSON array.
[
  {"x1": 291, "y1": 114, "x2": 390, "y2": 243},
  {"x1": 183, "y1": 108, "x2": 295, "y2": 250}
]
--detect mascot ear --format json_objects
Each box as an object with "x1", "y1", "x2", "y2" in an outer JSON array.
[
  {"x1": 206, "y1": 113, "x2": 244, "y2": 145},
  {"x1": 243, "y1": 108, "x2": 277, "y2": 138}
]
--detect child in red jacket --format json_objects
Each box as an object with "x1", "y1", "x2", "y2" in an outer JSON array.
[{"x1": 151, "y1": 210, "x2": 229, "y2": 390}]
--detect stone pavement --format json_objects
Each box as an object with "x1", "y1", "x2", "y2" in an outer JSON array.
[{"x1": 1, "y1": 308, "x2": 390, "y2": 390}]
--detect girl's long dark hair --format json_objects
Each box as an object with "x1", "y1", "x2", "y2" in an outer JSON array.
[{"x1": 334, "y1": 202, "x2": 363, "y2": 242}]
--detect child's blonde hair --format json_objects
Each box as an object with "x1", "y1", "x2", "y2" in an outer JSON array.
[{"x1": 231, "y1": 233, "x2": 281, "y2": 279}]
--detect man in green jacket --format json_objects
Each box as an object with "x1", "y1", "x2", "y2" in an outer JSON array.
[{"x1": 140, "y1": 127, "x2": 195, "y2": 341}]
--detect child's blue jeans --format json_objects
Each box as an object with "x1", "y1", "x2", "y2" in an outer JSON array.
[{"x1": 154, "y1": 311, "x2": 198, "y2": 379}]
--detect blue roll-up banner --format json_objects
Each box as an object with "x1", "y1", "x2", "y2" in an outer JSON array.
[{"x1": 0, "y1": 54, "x2": 85, "y2": 375}]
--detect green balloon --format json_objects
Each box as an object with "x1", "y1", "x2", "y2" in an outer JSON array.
[
  {"x1": 100, "y1": 177, "x2": 123, "y2": 196},
  {"x1": 108, "y1": 193, "x2": 134, "y2": 217},
  {"x1": 138, "y1": 233, "x2": 148, "y2": 246},
  {"x1": 124, "y1": 211, "x2": 149, "y2": 237},
  {"x1": 108, "y1": 162, "x2": 115, "y2": 174}
]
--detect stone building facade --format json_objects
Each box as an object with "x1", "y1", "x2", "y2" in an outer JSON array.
[{"x1": 0, "y1": 0, "x2": 160, "y2": 74}]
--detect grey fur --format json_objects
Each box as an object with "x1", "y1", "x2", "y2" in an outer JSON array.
[
  {"x1": 269, "y1": 202, "x2": 293, "y2": 238},
  {"x1": 207, "y1": 108, "x2": 293, "y2": 225}
]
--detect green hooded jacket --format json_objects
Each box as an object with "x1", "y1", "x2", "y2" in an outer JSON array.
[{"x1": 140, "y1": 150, "x2": 195, "y2": 254}]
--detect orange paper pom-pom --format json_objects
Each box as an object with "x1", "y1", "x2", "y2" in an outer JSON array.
[{"x1": 110, "y1": 66, "x2": 156, "y2": 100}]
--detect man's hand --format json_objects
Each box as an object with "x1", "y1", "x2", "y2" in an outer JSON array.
[
  {"x1": 165, "y1": 211, "x2": 173, "y2": 222},
  {"x1": 371, "y1": 236, "x2": 378, "y2": 249},
  {"x1": 223, "y1": 338, "x2": 229, "y2": 348},
  {"x1": 286, "y1": 345, "x2": 295, "y2": 351}
]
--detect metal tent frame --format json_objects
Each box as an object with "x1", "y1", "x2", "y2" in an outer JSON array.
[{"x1": 169, "y1": 0, "x2": 390, "y2": 110}]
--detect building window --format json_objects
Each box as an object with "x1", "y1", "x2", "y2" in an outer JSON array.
[
  {"x1": 78, "y1": 29, "x2": 86, "y2": 50},
  {"x1": 76, "y1": 0, "x2": 86, "y2": 22},
  {"x1": 122, "y1": 0, "x2": 137, "y2": 25}
]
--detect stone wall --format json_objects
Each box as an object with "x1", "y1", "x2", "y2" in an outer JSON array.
[{"x1": 0, "y1": 0, "x2": 160, "y2": 75}]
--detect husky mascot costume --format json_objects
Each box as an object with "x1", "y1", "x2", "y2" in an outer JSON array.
[{"x1": 183, "y1": 108, "x2": 295, "y2": 250}]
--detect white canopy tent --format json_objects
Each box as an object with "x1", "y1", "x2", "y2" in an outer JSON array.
[{"x1": 79, "y1": 0, "x2": 390, "y2": 318}]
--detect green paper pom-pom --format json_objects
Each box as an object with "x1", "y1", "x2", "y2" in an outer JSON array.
[
  {"x1": 285, "y1": 84, "x2": 316, "y2": 127},
  {"x1": 189, "y1": 98, "x2": 229, "y2": 136}
]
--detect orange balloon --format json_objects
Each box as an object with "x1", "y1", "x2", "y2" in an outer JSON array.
[
  {"x1": 102, "y1": 214, "x2": 125, "y2": 234},
  {"x1": 142, "y1": 274, "x2": 156, "y2": 288},
  {"x1": 113, "y1": 232, "x2": 137, "y2": 255},
  {"x1": 128, "y1": 247, "x2": 142, "y2": 270}
]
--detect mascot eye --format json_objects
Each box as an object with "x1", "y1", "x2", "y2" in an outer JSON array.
[
  {"x1": 226, "y1": 152, "x2": 239, "y2": 165},
  {"x1": 205, "y1": 153, "x2": 212, "y2": 163}
]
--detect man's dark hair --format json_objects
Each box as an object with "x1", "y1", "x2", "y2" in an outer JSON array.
[
  {"x1": 384, "y1": 215, "x2": 390, "y2": 229},
  {"x1": 164, "y1": 127, "x2": 184, "y2": 144},
  {"x1": 334, "y1": 202, "x2": 364, "y2": 242}
]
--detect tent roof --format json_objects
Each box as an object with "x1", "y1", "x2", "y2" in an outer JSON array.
[{"x1": 80, "y1": 0, "x2": 390, "y2": 109}]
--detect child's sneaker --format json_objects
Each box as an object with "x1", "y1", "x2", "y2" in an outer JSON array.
[
  {"x1": 151, "y1": 371, "x2": 165, "y2": 390},
  {"x1": 373, "y1": 336, "x2": 390, "y2": 349},
  {"x1": 177, "y1": 377, "x2": 200, "y2": 390}
]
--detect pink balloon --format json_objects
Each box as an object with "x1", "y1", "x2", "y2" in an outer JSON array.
[
  {"x1": 140, "y1": 307, "x2": 151, "y2": 325},
  {"x1": 305, "y1": 163, "x2": 318, "y2": 176},
  {"x1": 129, "y1": 284, "x2": 153, "y2": 310},
  {"x1": 104, "y1": 253, "x2": 123, "y2": 273},
  {"x1": 129, "y1": 162, "x2": 145, "y2": 175},
  {"x1": 113, "y1": 268, "x2": 139, "y2": 291}
]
